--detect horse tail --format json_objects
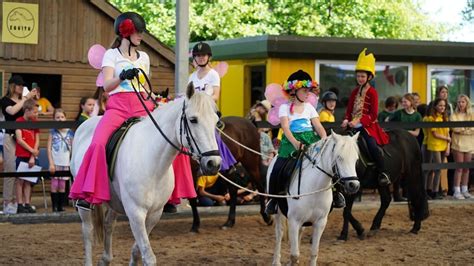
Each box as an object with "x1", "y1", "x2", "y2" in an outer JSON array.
[
  {"x1": 92, "y1": 204, "x2": 105, "y2": 244},
  {"x1": 406, "y1": 150, "x2": 430, "y2": 222}
]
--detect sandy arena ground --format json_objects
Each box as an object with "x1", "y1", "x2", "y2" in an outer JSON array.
[{"x1": 1, "y1": 201, "x2": 473, "y2": 265}]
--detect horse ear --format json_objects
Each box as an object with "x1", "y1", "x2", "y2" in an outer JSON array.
[
  {"x1": 352, "y1": 131, "x2": 360, "y2": 141},
  {"x1": 330, "y1": 129, "x2": 336, "y2": 136},
  {"x1": 186, "y1": 82, "x2": 195, "y2": 99}
]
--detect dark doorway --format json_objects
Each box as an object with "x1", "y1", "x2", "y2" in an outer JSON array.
[
  {"x1": 13, "y1": 73, "x2": 62, "y2": 108},
  {"x1": 250, "y1": 65, "x2": 266, "y2": 106}
]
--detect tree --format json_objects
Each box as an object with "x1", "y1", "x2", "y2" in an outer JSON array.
[
  {"x1": 109, "y1": 0, "x2": 447, "y2": 47},
  {"x1": 462, "y1": 0, "x2": 474, "y2": 23}
]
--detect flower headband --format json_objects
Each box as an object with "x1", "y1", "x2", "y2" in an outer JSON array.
[{"x1": 283, "y1": 80, "x2": 319, "y2": 92}]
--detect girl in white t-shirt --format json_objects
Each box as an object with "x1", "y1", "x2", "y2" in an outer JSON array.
[
  {"x1": 188, "y1": 42, "x2": 237, "y2": 172},
  {"x1": 70, "y1": 12, "x2": 155, "y2": 210},
  {"x1": 265, "y1": 70, "x2": 328, "y2": 215},
  {"x1": 48, "y1": 109, "x2": 74, "y2": 212}
]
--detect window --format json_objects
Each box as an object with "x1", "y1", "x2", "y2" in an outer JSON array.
[
  {"x1": 427, "y1": 66, "x2": 474, "y2": 106},
  {"x1": 316, "y1": 60, "x2": 412, "y2": 121},
  {"x1": 13, "y1": 73, "x2": 62, "y2": 108}
]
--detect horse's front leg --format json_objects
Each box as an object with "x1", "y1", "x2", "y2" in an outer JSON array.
[
  {"x1": 369, "y1": 185, "x2": 392, "y2": 235},
  {"x1": 310, "y1": 216, "x2": 329, "y2": 266},
  {"x1": 338, "y1": 194, "x2": 354, "y2": 241},
  {"x1": 99, "y1": 207, "x2": 119, "y2": 266},
  {"x1": 189, "y1": 197, "x2": 201, "y2": 233},
  {"x1": 222, "y1": 178, "x2": 237, "y2": 229},
  {"x1": 126, "y1": 208, "x2": 156, "y2": 265},
  {"x1": 347, "y1": 193, "x2": 365, "y2": 239},
  {"x1": 272, "y1": 212, "x2": 283, "y2": 266},
  {"x1": 288, "y1": 218, "x2": 301, "y2": 265},
  {"x1": 78, "y1": 208, "x2": 94, "y2": 266}
]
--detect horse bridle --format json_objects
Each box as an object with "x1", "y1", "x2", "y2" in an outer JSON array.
[
  {"x1": 304, "y1": 138, "x2": 358, "y2": 185},
  {"x1": 128, "y1": 68, "x2": 220, "y2": 161}
]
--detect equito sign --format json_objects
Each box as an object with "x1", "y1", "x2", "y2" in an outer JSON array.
[{"x1": 2, "y1": 2, "x2": 39, "y2": 44}]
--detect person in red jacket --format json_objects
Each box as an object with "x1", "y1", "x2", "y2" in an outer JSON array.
[{"x1": 341, "y1": 48, "x2": 390, "y2": 186}]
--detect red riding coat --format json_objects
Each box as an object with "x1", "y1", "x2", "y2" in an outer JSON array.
[{"x1": 344, "y1": 86, "x2": 389, "y2": 145}]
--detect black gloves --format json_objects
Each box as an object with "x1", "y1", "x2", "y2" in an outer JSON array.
[{"x1": 119, "y1": 68, "x2": 139, "y2": 81}]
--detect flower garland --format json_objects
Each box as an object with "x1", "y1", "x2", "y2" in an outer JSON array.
[{"x1": 283, "y1": 79, "x2": 318, "y2": 92}]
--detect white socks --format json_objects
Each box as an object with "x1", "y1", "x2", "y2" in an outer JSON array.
[
  {"x1": 454, "y1": 186, "x2": 461, "y2": 194},
  {"x1": 461, "y1": 186, "x2": 469, "y2": 193}
]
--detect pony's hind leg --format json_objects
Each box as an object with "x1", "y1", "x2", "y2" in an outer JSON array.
[
  {"x1": 99, "y1": 208, "x2": 119, "y2": 266},
  {"x1": 272, "y1": 212, "x2": 283, "y2": 266},
  {"x1": 78, "y1": 208, "x2": 94, "y2": 266},
  {"x1": 310, "y1": 216, "x2": 329, "y2": 266}
]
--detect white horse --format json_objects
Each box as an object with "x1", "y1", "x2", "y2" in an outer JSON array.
[
  {"x1": 70, "y1": 84, "x2": 221, "y2": 266},
  {"x1": 269, "y1": 132, "x2": 360, "y2": 266}
]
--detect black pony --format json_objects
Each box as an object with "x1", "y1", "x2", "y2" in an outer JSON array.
[{"x1": 338, "y1": 128, "x2": 429, "y2": 240}]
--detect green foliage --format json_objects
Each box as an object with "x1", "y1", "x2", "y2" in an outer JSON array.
[
  {"x1": 109, "y1": 0, "x2": 447, "y2": 47},
  {"x1": 462, "y1": 0, "x2": 474, "y2": 23}
]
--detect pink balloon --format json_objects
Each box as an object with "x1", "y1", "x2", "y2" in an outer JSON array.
[
  {"x1": 307, "y1": 92, "x2": 318, "y2": 106},
  {"x1": 273, "y1": 98, "x2": 287, "y2": 108},
  {"x1": 214, "y1": 62, "x2": 228, "y2": 78},
  {"x1": 88, "y1": 44, "x2": 106, "y2": 70},
  {"x1": 265, "y1": 83, "x2": 285, "y2": 103},
  {"x1": 268, "y1": 107, "x2": 280, "y2": 126},
  {"x1": 96, "y1": 71, "x2": 104, "y2": 87}
]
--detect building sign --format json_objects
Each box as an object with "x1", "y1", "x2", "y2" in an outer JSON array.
[{"x1": 2, "y1": 2, "x2": 39, "y2": 44}]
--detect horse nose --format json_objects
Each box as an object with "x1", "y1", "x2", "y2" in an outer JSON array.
[
  {"x1": 202, "y1": 158, "x2": 220, "y2": 175},
  {"x1": 344, "y1": 179, "x2": 360, "y2": 195}
]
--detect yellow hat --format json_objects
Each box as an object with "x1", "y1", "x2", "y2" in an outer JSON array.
[{"x1": 355, "y1": 48, "x2": 375, "y2": 76}]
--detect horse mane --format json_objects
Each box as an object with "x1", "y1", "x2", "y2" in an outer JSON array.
[{"x1": 187, "y1": 92, "x2": 217, "y2": 115}]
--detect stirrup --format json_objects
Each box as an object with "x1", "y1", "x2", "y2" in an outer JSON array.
[
  {"x1": 378, "y1": 172, "x2": 391, "y2": 186},
  {"x1": 332, "y1": 192, "x2": 346, "y2": 208},
  {"x1": 75, "y1": 200, "x2": 93, "y2": 211},
  {"x1": 265, "y1": 199, "x2": 278, "y2": 215}
]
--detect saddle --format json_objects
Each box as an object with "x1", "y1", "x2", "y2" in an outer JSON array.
[
  {"x1": 356, "y1": 136, "x2": 391, "y2": 168},
  {"x1": 106, "y1": 117, "x2": 142, "y2": 180}
]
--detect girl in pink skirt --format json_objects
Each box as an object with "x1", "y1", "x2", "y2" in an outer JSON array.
[{"x1": 70, "y1": 12, "x2": 154, "y2": 210}]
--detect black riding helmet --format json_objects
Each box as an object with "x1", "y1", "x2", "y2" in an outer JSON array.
[
  {"x1": 114, "y1": 12, "x2": 146, "y2": 55},
  {"x1": 192, "y1": 42, "x2": 212, "y2": 67},
  {"x1": 192, "y1": 42, "x2": 212, "y2": 57},
  {"x1": 321, "y1": 91, "x2": 338, "y2": 102}
]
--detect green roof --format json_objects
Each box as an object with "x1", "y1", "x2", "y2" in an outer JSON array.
[{"x1": 204, "y1": 35, "x2": 474, "y2": 64}]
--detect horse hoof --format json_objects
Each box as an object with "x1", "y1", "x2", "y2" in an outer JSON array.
[
  {"x1": 357, "y1": 231, "x2": 366, "y2": 240},
  {"x1": 410, "y1": 229, "x2": 419, "y2": 235},
  {"x1": 367, "y1": 229, "x2": 378, "y2": 238},
  {"x1": 190, "y1": 228, "x2": 200, "y2": 234},
  {"x1": 337, "y1": 235, "x2": 348, "y2": 241}
]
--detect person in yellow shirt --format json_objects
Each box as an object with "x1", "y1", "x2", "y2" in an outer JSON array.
[
  {"x1": 450, "y1": 94, "x2": 473, "y2": 199},
  {"x1": 319, "y1": 91, "x2": 337, "y2": 123},
  {"x1": 196, "y1": 175, "x2": 229, "y2": 206},
  {"x1": 423, "y1": 98, "x2": 450, "y2": 200},
  {"x1": 35, "y1": 86, "x2": 54, "y2": 116}
]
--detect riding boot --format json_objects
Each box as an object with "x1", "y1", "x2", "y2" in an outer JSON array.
[
  {"x1": 265, "y1": 157, "x2": 286, "y2": 215},
  {"x1": 50, "y1": 193, "x2": 58, "y2": 212},
  {"x1": 333, "y1": 191, "x2": 346, "y2": 208},
  {"x1": 76, "y1": 199, "x2": 92, "y2": 211},
  {"x1": 373, "y1": 149, "x2": 391, "y2": 186},
  {"x1": 57, "y1": 192, "x2": 66, "y2": 212}
]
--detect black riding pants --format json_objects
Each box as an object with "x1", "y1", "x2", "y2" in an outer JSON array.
[
  {"x1": 268, "y1": 157, "x2": 288, "y2": 196},
  {"x1": 358, "y1": 128, "x2": 385, "y2": 172}
]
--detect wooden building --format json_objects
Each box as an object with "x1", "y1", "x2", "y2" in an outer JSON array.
[{"x1": 0, "y1": 0, "x2": 175, "y2": 117}]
